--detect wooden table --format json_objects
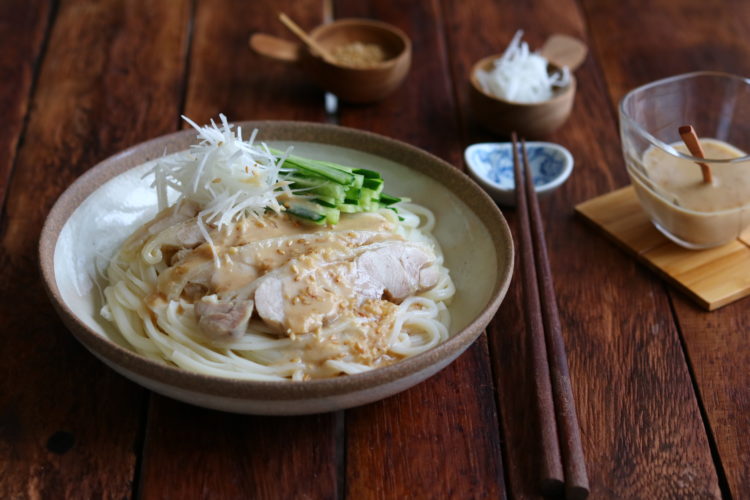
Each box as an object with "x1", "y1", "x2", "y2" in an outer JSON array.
[{"x1": 2, "y1": 0, "x2": 748, "y2": 498}]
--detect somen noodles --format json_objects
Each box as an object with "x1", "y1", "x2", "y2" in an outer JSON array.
[{"x1": 101, "y1": 116, "x2": 455, "y2": 381}]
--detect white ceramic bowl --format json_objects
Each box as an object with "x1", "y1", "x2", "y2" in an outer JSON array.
[
  {"x1": 40, "y1": 121, "x2": 514, "y2": 415},
  {"x1": 464, "y1": 142, "x2": 574, "y2": 206}
]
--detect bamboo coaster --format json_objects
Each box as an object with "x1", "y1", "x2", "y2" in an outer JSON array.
[{"x1": 575, "y1": 186, "x2": 750, "y2": 311}]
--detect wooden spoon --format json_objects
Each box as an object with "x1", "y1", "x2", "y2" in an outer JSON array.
[
  {"x1": 278, "y1": 13, "x2": 333, "y2": 62},
  {"x1": 540, "y1": 34, "x2": 588, "y2": 71},
  {"x1": 679, "y1": 125, "x2": 713, "y2": 184},
  {"x1": 249, "y1": 32, "x2": 300, "y2": 62}
]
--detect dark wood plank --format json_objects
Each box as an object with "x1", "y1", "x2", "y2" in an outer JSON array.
[
  {"x1": 441, "y1": 0, "x2": 722, "y2": 497},
  {"x1": 346, "y1": 337, "x2": 504, "y2": 499},
  {"x1": 582, "y1": 0, "x2": 750, "y2": 105},
  {"x1": 0, "y1": 0, "x2": 51, "y2": 208},
  {"x1": 335, "y1": 0, "x2": 463, "y2": 165},
  {"x1": 140, "y1": 400, "x2": 338, "y2": 499},
  {"x1": 334, "y1": 1, "x2": 507, "y2": 498},
  {"x1": 183, "y1": 0, "x2": 327, "y2": 124},
  {"x1": 672, "y1": 296, "x2": 749, "y2": 496},
  {"x1": 582, "y1": 0, "x2": 750, "y2": 494},
  {"x1": 0, "y1": 0, "x2": 191, "y2": 497},
  {"x1": 137, "y1": 1, "x2": 338, "y2": 499}
]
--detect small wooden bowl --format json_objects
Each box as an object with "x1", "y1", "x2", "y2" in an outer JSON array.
[
  {"x1": 469, "y1": 54, "x2": 577, "y2": 138},
  {"x1": 251, "y1": 19, "x2": 411, "y2": 103}
]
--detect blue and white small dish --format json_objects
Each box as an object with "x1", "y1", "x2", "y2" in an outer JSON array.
[{"x1": 464, "y1": 142, "x2": 574, "y2": 206}]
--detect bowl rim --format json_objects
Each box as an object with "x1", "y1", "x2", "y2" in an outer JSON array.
[
  {"x1": 464, "y1": 141, "x2": 574, "y2": 192},
  {"x1": 39, "y1": 120, "x2": 514, "y2": 401},
  {"x1": 469, "y1": 53, "x2": 576, "y2": 106},
  {"x1": 309, "y1": 18, "x2": 412, "y2": 71},
  {"x1": 619, "y1": 70, "x2": 750, "y2": 164}
]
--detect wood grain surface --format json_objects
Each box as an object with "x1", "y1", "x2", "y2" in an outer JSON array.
[
  {"x1": 1, "y1": 0, "x2": 747, "y2": 498},
  {"x1": 334, "y1": 1, "x2": 506, "y2": 498},
  {"x1": 334, "y1": 0, "x2": 504, "y2": 498},
  {"x1": 0, "y1": 0, "x2": 51, "y2": 208},
  {"x1": 583, "y1": 0, "x2": 750, "y2": 495},
  {"x1": 136, "y1": 1, "x2": 339, "y2": 499},
  {"x1": 576, "y1": 187, "x2": 750, "y2": 310},
  {"x1": 0, "y1": 0, "x2": 190, "y2": 497},
  {"x1": 441, "y1": 0, "x2": 722, "y2": 497},
  {"x1": 182, "y1": 0, "x2": 328, "y2": 124}
]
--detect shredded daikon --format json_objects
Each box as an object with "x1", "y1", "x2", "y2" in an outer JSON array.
[
  {"x1": 477, "y1": 30, "x2": 570, "y2": 103},
  {"x1": 146, "y1": 114, "x2": 289, "y2": 230}
]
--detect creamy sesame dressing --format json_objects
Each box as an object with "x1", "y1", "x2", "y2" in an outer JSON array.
[{"x1": 138, "y1": 209, "x2": 439, "y2": 378}]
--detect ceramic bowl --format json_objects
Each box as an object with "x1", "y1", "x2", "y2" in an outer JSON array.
[
  {"x1": 464, "y1": 142, "x2": 574, "y2": 206},
  {"x1": 469, "y1": 54, "x2": 576, "y2": 138},
  {"x1": 40, "y1": 121, "x2": 514, "y2": 415}
]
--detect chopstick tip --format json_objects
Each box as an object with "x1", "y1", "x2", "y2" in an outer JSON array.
[
  {"x1": 540, "y1": 477, "x2": 565, "y2": 497},
  {"x1": 566, "y1": 484, "x2": 590, "y2": 500}
]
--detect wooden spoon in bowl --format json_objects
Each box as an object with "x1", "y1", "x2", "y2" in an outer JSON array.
[
  {"x1": 249, "y1": 18, "x2": 412, "y2": 103},
  {"x1": 278, "y1": 13, "x2": 334, "y2": 63},
  {"x1": 540, "y1": 34, "x2": 588, "y2": 71}
]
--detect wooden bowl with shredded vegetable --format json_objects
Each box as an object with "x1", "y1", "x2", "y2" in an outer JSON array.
[
  {"x1": 469, "y1": 54, "x2": 576, "y2": 138},
  {"x1": 251, "y1": 18, "x2": 411, "y2": 103}
]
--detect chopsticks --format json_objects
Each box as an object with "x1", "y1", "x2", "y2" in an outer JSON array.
[{"x1": 512, "y1": 133, "x2": 589, "y2": 499}]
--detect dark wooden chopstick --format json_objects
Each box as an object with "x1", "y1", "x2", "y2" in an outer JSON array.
[
  {"x1": 513, "y1": 134, "x2": 589, "y2": 499},
  {"x1": 511, "y1": 132, "x2": 565, "y2": 495}
]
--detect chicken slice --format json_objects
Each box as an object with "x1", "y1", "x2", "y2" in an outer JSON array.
[
  {"x1": 157, "y1": 230, "x2": 399, "y2": 299},
  {"x1": 194, "y1": 298, "x2": 254, "y2": 341},
  {"x1": 121, "y1": 200, "x2": 200, "y2": 258},
  {"x1": 142, "y1": 219, "x2": 204, "y2": 256},
  {"x1": 254, "y1": 241, "x2": 438, "y2": 335},
  {"x1": 356, "y1": 243, "x2": 439, "y2": 301}
]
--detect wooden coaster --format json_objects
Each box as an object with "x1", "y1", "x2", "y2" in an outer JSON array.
[{"x1": 575, "y1": 186, "x2": 750, "y2": 311}]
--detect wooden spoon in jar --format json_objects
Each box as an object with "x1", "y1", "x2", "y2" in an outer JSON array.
[{"x1": 679, "y1": 125, "x2": 713, "y2": 184}]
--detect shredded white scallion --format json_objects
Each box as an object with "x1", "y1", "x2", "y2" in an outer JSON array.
[
  {"x1": 477, "y1": 30, "x2": 570, "y2": 103},
  {"x1": 147, "y1": 114, "x2": 290, "y2": 230}
]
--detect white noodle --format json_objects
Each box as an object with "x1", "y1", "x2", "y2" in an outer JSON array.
[
  {"x1": 102, "y1": 118, "x2": 456, "y2": 380},
  {"x1": 103, "y1": 204, "x2": 453, "y2": 380}
]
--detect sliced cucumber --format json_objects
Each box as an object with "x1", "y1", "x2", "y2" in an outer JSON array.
[
  {"x1": 362, "y1": 177, "x2": 383, "y2": 191},
  {"x1": 313, "y1": 197, "x2": 338, "y2": 208},
  {"x1": 338, "y1": 203, "x2": 363, "y2": 214},
  {"x1": 281, "y1": 155, "x2": 356, "y2": 186},
  {"x1": 286, "y1": 204, "x2": 327, "y2": 224},
  {"x1": 378, "y1": 193, "x2": 401, "y2": 205},
  {"x1": 288, "y1": 175, "x2": 347, "y2": 202},
  {"x1": 353, "y1": 168, "x2": 381, "y2": 179},
  {"x1": 272, "y1": 149, "x2": 400, "y2": 225}
]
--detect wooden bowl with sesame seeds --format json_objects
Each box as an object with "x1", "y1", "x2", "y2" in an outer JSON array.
[
  {"x1": 250, "y1": 18, "x2": 412, "y2": 103},
  {"x1": 39, "y1": 121, "x2": 513, "y2": 415}
]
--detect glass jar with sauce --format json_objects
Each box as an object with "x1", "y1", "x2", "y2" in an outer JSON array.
[{"x1": 620, "y1": 72, "x2": 750, "y2": 249}]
